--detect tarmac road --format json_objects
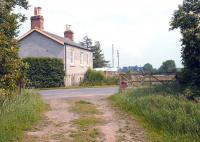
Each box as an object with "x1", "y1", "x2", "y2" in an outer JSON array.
[{"x1": 39, "y1": 87, "x2": 118, "y2": 100}]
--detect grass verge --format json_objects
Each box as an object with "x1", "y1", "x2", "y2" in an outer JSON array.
[
  {"x1": 110, "y1": 86, "x2": 200, "y2": 142},
  {"x1": 0, "y1": 90, "x2": 46, "y2": 142}
]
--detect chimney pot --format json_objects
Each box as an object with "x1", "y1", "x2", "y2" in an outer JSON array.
[
  {"x1": 31, "y1": 7, "x2": 44, "y2": 30},
  {"x1": 34, "y1": 7, "x2": 37, "y2": 15},
  {"x1": 64, "y1": 24, "x2": 74, "y2": 41},
  {"x1": 37, "y1": 7, "x2": 42, "y2": 15}
]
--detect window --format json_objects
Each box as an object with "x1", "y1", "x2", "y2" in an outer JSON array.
[
  {"x1": 70, "y1": 50, "x2": 75, "y2": 65},
  {"x1": 86, "y1": 54, "x2": 89, "y2": 65},
  {"x1": 80, "y1": 52, "x2": 84, "y2": 66}
]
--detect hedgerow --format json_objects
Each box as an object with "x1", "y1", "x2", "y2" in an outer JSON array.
[{"x1": 23, "y1": 57, "x2": 65, "y2": 88}]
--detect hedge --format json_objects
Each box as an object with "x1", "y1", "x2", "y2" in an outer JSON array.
[
  {"x1": 80, "y1": 69, "x2": 118, "y2": 86},
  {"x1": 23, "y1": 57, "x2": 65, "y2": 88}
]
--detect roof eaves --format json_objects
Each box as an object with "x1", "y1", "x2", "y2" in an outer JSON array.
[{"x1": 64, "y1": 42, "x2": 92, "y2": 52}]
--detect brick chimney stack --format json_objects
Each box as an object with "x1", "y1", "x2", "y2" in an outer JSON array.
[
  {"x1": 64, "y1": 25, "x2": 74, "y2": 41},
  {"x1": 31, "y1": 7, "x2": 44, "y2": 30}
]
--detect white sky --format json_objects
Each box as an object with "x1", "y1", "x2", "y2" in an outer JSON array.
[{"x1": 18, "y1": 0, "x2": 183, "y2": 68}]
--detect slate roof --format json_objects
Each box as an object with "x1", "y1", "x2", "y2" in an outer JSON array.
[{"x1": 18, "y1": 29, "x2": 91, "y2": 52}]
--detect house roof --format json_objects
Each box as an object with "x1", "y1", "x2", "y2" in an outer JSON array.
[{"x1": 18, "y1": 29, "x2": 91, "y2": 51}]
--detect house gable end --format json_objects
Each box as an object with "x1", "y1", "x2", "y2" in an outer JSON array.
[{"x1": 19, "y1": 31, "x2": 64, "y2": 59}]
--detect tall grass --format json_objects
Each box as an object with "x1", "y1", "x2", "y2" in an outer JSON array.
[
  {"x1": 110, "y1": 85, "x2": 200, "y2": 142},
  {"x1": 0, "y1": 90, "x2": 45, "y2": 142}
]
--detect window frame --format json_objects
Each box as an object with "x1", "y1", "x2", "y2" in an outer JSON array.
[
  {"x1": 80, "y1": 52, "x2": 84, "y2": 66},
  {"x1": 70, "y1": 49, "x2": 75, "y2": 66}
]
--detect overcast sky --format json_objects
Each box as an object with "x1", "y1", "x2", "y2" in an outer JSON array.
[{"x1": 18, "y1": 0, "x2": 183, "y2": 68}]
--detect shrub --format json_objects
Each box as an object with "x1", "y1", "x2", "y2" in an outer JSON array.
[
  {"x1": 23, "y1": 57, "x2": 65, "y2": 88},
  {"x1": 110, "y1": 85, "x2": 200, "y2": 142},
  {"x1": 0, "y1": 90, "x2": 45, "y2": 142},
  {"x1": 81, "y1": 69, "x2": 118, "y2": 86}
]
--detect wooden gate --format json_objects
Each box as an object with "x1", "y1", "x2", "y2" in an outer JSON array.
[{"x1": 119, "y1": 72, "x2": 176, "y2": 90}]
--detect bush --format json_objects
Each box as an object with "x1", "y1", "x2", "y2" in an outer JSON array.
[
  {"x1": 110, "y1": 85, "x2": 200, "y2": 142},
  {"x1": 0, "y1": 90, "x2": 45, "y2": 142},
  {"x1": 81, "y1": 69, "x2": 118, "y2": 86},
  {"x1": 176, "y1": 69, "x2": 200, "y2": 96},
  {"x1": 23, "y1": 57, "x2": 65, "y2": 88}
]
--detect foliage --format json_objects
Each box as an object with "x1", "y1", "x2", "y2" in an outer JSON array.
[
  {"x1": 143, "y1": 63, "x2": 154, "y2": 73},
  {"x1": 159, "y1": 60, "x2": 176, "y2": 73},
  {"x1": 110, "y1": 86, "x2": 200, "y2": 142},
  {"x1": 80, "y1": 36, "x2": 93, "y2": 49},
  {"x1": 81, "y1": 69, "x2": 118, "y2": 86},
  {"x1": 80, "y1": 36, "x2": 109, "y2": 68},
  {"x1": 170, "y1": 0, "x2": 200, "y2": 95},
  {"x1": 120, "y1": 66, "x2": 143, "y2": 73},
  {"x1": 0, "y1": 0, "x2": 29, "y2": 92},
  {"x1": 0, "y1": 90, "x2": 45, "y2": 142},
  {"x1": 23, "y1": 57, "x2": 65, "y2": 88}
]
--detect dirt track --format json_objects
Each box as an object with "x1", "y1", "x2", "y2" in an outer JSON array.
[{"x1": 23, "y1": 88, "x2": 146, "y2": 142}]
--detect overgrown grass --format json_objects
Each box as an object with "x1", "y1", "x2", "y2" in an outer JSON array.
[
  {"x1": 0, "y1": 90, "x2": 46, "y2": 142},
  {"x1": 71, "y1": 100, "x2": 99, "y2": 114},
  {"x1": 73, "y1": 116, "x2": 102, "y2": 129},
  {"x1": 110, "y1": 85, "x2": 200, "y2": 142}
]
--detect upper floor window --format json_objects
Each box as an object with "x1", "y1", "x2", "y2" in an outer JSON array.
[
  {"x1": 70, "y1": 50, "x2": 75, "y2": 65},
  {"x1": 80, "y1": 52, "x2": 84, "y2": 66}
]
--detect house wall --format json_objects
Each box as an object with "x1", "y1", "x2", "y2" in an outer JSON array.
[
  {"x1": 19, "y1": 31, "x2": 64, "y2": 59},
  {"x1": 64, "y1": 45, "x2": 93, "y2": 86},
  {"x1": 19, "y1": 31, "x2": 93, "y2": 86}
]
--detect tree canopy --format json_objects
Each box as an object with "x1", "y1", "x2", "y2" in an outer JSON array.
[
  {"x1": 143, "y1": 63, "x2": 154, "y2": 73},
  {"x1": 0, "y1": 0, "x2": 28, "y2": 92},
  {"x1": 80, "y1": 36, "x2": 109, "y2": 68},
  {"x1": 159, "y1": 60, "x2": 176, "y2": 73},
  {"x1": 170, "y1": 0, "x2": 200, "y2": 93}
]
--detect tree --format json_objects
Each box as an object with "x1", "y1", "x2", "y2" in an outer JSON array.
[
  {"x1": 170, "y1": 0, "x2": 200, "y2": 93},
  {"x1": 91, "y1": 41, "x2": 109, "y2": 68},
  {"x1": 0, "y1": 0, "x2": 28, "y2": 92},
  {"x1": 80, "y1": 36, "x2": 109, "y2": 68},
  {"x1": 159, "y1": 60, "x2": 176, "y2": 73},
  {"x1": 143, "y1": 63, "x2": 153, "y2": 73},
  {"x1": 79, "y1": 36, "x2": 92, "y2": 49}
]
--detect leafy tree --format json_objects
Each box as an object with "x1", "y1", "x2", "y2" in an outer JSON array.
[
  {"x1": 143, "y1": 63, "x2": 153, "y2": 73},
  {"x1": 80, "y1": 36, "x2": 109, "y2": 68},
  {"x1": 159, "y1": 60, "x2": 176, "y2": 73},
  {"x1": 0, "y1": 0, "x2": 28, "y2": 92},
  {"x1": 170, "y1": 0, "x2": 200, "y2": 93}
]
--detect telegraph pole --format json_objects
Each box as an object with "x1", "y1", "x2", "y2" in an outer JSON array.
[
  {"x1": 112, "y1": 44, "x2": 115, "y2": 68},
  {"x1": 117, "y1": 50, "x2": 120, "y2": 73}
]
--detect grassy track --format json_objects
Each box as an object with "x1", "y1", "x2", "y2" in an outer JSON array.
[
  {"x1": 110, "y1": 86, "x2": 200, "y2": 142},
  {"x1": 0, "y1": 90, "x2": 46, "y2": 142},
  {"x1": 70, "y1": 100, "x2": 103, "y2": 142}
]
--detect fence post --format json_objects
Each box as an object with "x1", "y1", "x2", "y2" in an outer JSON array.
[
  {"x1": 150, "y1": 73, "x2": 152, "y2": 90},
  {"x1": 118, "y1": 74, "x2": 122, "y2": 93}
]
